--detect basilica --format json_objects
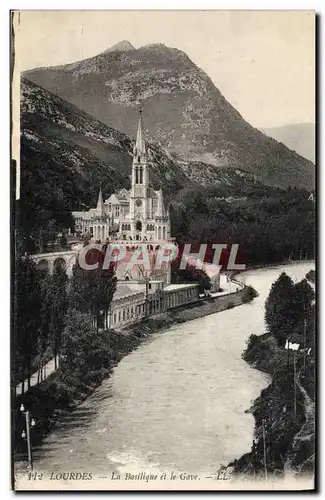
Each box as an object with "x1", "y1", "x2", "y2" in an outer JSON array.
[
  {"x1": 72, "y1": 112, "x2": 171, "y2": 243},
  {"x1": 68, "y1": 113, "x2": 220, "y2": 326}
]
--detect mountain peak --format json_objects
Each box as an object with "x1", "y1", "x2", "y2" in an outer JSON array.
[
  {"x1": 104, "y1": 40, "x2": 135, "y2": 53},
  {"x1": 23, "y1": 43, "x2": 315, "y2": 190}
]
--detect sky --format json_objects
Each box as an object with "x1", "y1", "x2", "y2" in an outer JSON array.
[{"x1": 14, "y1": 10, "x2": 315, "y2": 128}]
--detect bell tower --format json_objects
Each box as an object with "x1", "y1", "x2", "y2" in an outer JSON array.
[{"x1": 130, "y1": 111, "x2": 149, "y2": 238}]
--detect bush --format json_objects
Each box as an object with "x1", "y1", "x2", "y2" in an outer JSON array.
[
  {"x1": 245, "y1": 333, "x2": 260, "y2": 351},
  {"x1": 227, "y1": 301, "x2": 235, "y2": 309},
  {"x1": 242, "y1": 285, "x2": 258, "y2": 303},
  {"x1": 306, "y1": 269, "x2": 315, "y2": 284}
]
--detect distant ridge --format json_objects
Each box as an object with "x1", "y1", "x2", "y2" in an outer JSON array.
[{"x1": 261, "y1": 123, "x2": 315, "y2": 163}]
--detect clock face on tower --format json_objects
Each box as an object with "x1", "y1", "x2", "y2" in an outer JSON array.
[{"x1": 135, "y1": 198, "x2": 142, "y2": 207}]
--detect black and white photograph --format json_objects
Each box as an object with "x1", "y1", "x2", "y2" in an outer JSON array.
[{"x1": 10, "y1": 9, "x2": 316, "y2": 491}]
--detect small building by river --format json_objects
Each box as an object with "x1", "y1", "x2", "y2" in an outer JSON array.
[{"x1": 108, "y1": 281, "x2": 199, "y2": 330}]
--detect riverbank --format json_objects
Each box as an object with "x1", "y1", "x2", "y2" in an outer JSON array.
[
  {"x1": 238, "y1": 259, "x2": 315, "y2": 274},
  {"x1": 230, "y1": 267, "x2": 315, "y2": 481},
  {"x1": 123, "y1": 284, "x2": 252, "y2": 336},
  {"x1": 14, "y1": 282, "x2": 250, "y2": 469}
]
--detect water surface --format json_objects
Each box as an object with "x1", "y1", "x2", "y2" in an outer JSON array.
[{"x1": 31, "y1": 262, "x2": 314, "y2": 476}]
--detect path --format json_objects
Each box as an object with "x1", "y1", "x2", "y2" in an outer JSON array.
[
  {"x1": 14, "y1": 275, "x2": 243, "y2": 397},
  {"x1": 15, "y1": 357, "x2": 57, "y2": 396}
]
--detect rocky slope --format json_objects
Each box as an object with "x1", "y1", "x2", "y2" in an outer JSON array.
[
  {"x1": 20, "y1": 77, "x2": 264, "y2": 215},
  {"x1": 261, "y1": 123, "x2": 315, "y2": 163},
  {"x1": 24, "y1": 42, "x2": 315, "y2": 190},
  {"x1": 232, "y1": 331, "x2": 315, "y2": 480},
  {"x1": 20, "y1": 77, "x2": 192, "y2": 213},
  {"x1": 177, "y1": 160, "x2": 258, "y2": 189}
]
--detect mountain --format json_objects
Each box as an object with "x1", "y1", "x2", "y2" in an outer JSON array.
[
  {"x1": 104, "y1": 40, "x2": 135, "y2": 53},
  {"x1": 261, "y1": 123, "x2": 315, "y2": 163},
  {"x1": 23, "y1": 41, "x2": 315, "y2": 190},
  {"x1": 20, "y1": 78, "x2": 259, "y2": 227},
  {"x1": 19, "y1": 78, "x2": 315, "y2": 265},
  {"x1": 20, "y1": 77, "x2": 192, "y2": 213}
]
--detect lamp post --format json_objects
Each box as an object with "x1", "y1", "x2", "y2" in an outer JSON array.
[
  {"x1": 262, "y1": 418, "x2": 268, "y2": 481},
  {"x1": 252, "y1": 439, "x2": 257, "y2": 480},
  {"x1": 144, "y1": 275, "x2": 150, "y2": 318},
  {"x1": 20, "y1": 404, "x2": 36, "y2": 471},
  {"x1": 285, "y1": 338, "x2": 300, "y2": 419}
]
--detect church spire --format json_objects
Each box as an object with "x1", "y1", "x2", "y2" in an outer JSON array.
[
  {"x1": 133, "y1": 110, "x2": 146, "y2": 157},
  {"x1": 96, "y1": 184, "x2": 105, "y2": 216}
]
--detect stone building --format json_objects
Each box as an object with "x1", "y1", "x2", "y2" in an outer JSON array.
[
  {"x1": 72, "y1": 111, "x2": 171, "y2": 243},
  {"x1": 108, "y1": 281, "x2": 199, "y2": 330},
  {"x1": 72, "y1": 187, "x2": 110, "y2": 241},
  {"x1": 32, "y1": 112, "x2": 209, "y2": 329}
]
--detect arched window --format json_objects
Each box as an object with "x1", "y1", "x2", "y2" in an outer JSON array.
[
  {"x1": 138, "y1": 166, "x2": 143, "y2": 184},
  {"x1": 37, "y1": 259, "x2": 49, "y2": 273},
  {"x1": 54, "y1": 258, "x2": 66, "y2": 272},
  {"x1": 136, "y1": 221, "x2": 142, "y2": 232}
]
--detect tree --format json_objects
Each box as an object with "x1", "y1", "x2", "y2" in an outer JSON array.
[
  {"x1": 292, "y1": 278, "x2": 315, "y2": 351},
  {"x1": 170, "y1": 184, "x2": 315, "y2": 267},
  {"x1": 306, "y1": 269, "x2": 315, "y2": 284},
  {"x1": 37, "y1": 272, "x2": 53, "y2": 382},
  {"x1": 171, "y1": 260, "x2": 211, "y2": 294},
  {"x1": 37, "y1": 265, "x2": 68, "y2": 374},
  {"x1": 265, "y1": 272, "x2": 296, "y2": 346},
  {"x1": 50, "y1": 265, "x2": 68, "y2": 368},
  {"x1": 69, "y1": 247, "x2": 117, "y2": 331},
  {"x1": 242, "y1": 285, "x2": 258, "y2": 303},
  {"x1": 46, "y1": 218, "x2": 57, "y2": 249},
  {"x1": 59, "y1": 233, "x2": 67, "y2": 249},
  {"x1": 60, "y1": 309, "x2": 112, "y2": 382},
  {"x1": 13, "y1": 256, "x2": 43, "y2": 390}
]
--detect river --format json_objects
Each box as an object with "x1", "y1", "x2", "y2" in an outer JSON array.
[{"x1": 30, "y1": 262, "x2": 315, "y2": 478}]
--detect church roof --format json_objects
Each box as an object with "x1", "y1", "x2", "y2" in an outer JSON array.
[
  {"x1": 72, "y1": 208, "x2": 103, "y2": 220},
  {"x1": 113, "y1": 246, "x2": 169, "y2": 280},
  {"x1": 186, "y1": 257, "x2": 221, "y2": 278},
  {"x1": 72, "y1": 211, "x2": 87, "y2": 218},
  {"x1": 117, "y1": 188, "x2": 130, "y2": 200},
  {"x1": 105, "y1": 190, "x2": 130, "y2": 205},
  {"x1": 105, "y1": 193, "x2": 120, "y2": 205},
  {"x1": 113, "y1": 283, "x2": 141, "y2": 300}
]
